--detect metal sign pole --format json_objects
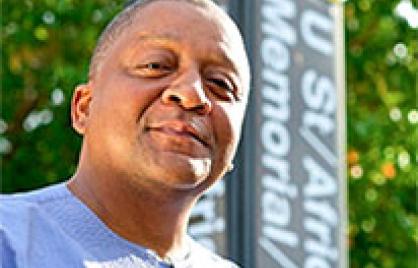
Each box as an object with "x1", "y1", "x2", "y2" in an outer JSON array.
[{"x1": 234, "y1": 0, "x2": 346, "y2": 267}]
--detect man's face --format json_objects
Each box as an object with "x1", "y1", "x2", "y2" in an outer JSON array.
[{"x1": 76, "y1": 1, "x2": 250, "y2": 191}]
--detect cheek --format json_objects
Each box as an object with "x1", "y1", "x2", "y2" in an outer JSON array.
[
  {"x1": 207, "y1": 104, "x2": 244, "y2": 180},
  {"x1": 212, "y1": 103, "x2": 244, "y2": 155},
  {"x1": 95, "y1": 77, "x2": 164, "y2": 121}
]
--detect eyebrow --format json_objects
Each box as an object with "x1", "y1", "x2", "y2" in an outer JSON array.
[
  {"x1": 135, "y1": 33, "x2": 239, "y2": 74},
  {"x1": 136, "y1": 33, "x2": 181, "y2": 43}
]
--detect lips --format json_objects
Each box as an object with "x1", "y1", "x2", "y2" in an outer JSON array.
[{"x1": 147, "y1": 120, "x2": 209, "y2": 147}]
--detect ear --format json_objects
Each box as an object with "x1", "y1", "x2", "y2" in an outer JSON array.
[{"x1": 71, "y1": 83, "x2": 93, "y2": 135}]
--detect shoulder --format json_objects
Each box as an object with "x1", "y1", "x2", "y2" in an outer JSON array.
[
  {"x1": 0, "y1": 183, "x2": 79, "y2": 267},
  {"x1": 0, "y1": 182, "x2": 71, "y2": 231},
  {"x1": 0, "y1": 194, "x2": 50, "y2": 267},
  {"x1": 0, "y1": 182, "x2": 69, "y2": 204},
  {"x1": 0, "y1": 183, "x2": 70, "y2": 229},
  {"x1": 188, "y1": 238, "x2": 240, "y2": 268}
]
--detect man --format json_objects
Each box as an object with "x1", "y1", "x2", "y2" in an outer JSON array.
[{"x1": 0, "y1": 0, "x2": 250, "y2": 267}]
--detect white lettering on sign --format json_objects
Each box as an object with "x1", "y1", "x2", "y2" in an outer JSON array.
[
  {"x1": 302, "y1": 69, "x2": 336, "y2": 136},
  {"x1": 189, "y1": 181, "x2": 225, "y2": 251},
  {"x1": 300, "y1": 9, "x2": 333, "y2": 56},
  {"x1": 302, "y1": 156, "x2": 339, "y2": 267},
  {"x1": 262, "y1": 69, "x2": 290, "y2": 121},
  {"x1": 259, "y1": 0, "x2": 299, "y2": 267},
  {"x1": 303, "y1": 156, "x2": 336, "y2": 197},
  {"x1": 258, "y1": 0, "x2": 341, "y2": 267},
  {"x1": 262, "y1": 154, "x2": 297, "y2": 199},
  {"x1": 300, "y1": 65, "x2": 338, "y2": 266},
  {"x1": 300, "y1": 68, "x2": 337, "y2": 167},
  {"x1": 261, "y1": 39, "x2": 290, "y2": 72},
  {"x1": 261, "y1": 121, "x2": 290, "y2": 156},
  {"x1": 305, "y1": 256, "x2": 331, "y2": 268},
  {"x1": 262, "y1": 0, "x2": 297, "y2": 46}
]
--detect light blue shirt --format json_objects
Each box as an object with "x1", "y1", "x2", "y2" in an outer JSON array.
[{"x1": 0, "y1": 183, "x2": 238, "y2": 268}]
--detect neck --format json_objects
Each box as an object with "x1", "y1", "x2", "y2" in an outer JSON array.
[{"x1": 67, "y1": 168, "x2": 199, "y2": 259}]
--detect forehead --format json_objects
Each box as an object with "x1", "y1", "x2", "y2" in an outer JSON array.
[
  {"x1": 134, "y1": 1, "x2": 230, "y2": 36},
  {"x1": 122, "y1": 2, "x2": 247, "y2": 70}
]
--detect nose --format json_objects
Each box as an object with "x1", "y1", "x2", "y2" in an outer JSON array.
[{"x1": 161, "y1": 69, "x2": 212, "y2": 115}]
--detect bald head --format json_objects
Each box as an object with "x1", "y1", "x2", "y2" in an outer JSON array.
[{"x1": 89, "y1": 0, "x2": 244, "y2": 80}]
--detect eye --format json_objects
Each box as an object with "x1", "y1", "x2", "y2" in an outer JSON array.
[
  {"x1": 208, "y1": 78, "x2": 233, "y2": 92},
  {"x1": 206, "y1": 74, "x2": 237, "y2": 101},
  {"x1": 133, "y1": 61, "x2": 174, "y2": 78},
  {"x1": 144, "y1": 62, "x2": 166, "y2": 70}
]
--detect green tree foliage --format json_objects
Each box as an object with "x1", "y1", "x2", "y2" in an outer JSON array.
[
  {"x1": 345, "y1": 0, "x2": 417, "y2": 267},
  {"x1": 1, "y1": 0, "x2": 125, "y2": 191},
  {"x1": 1, "y1": 0, "x2": 417, "y2": 266}
]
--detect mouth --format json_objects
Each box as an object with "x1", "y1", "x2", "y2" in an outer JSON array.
[{"x1": 146, "y1": 120, "x2": 209, "y2": 148}]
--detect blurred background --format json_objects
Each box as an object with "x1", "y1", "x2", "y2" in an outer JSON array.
[{"x1": 1, "y1": 0, "x2": 417, "y2": 267}]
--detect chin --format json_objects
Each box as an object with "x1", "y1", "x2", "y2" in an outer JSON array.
[
  {"x1": 148, "y1": 155, "x2": 212, "y2": 191},
  {"x1": 177, "y1": 158, "x2": 211, "y2": 188}
]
